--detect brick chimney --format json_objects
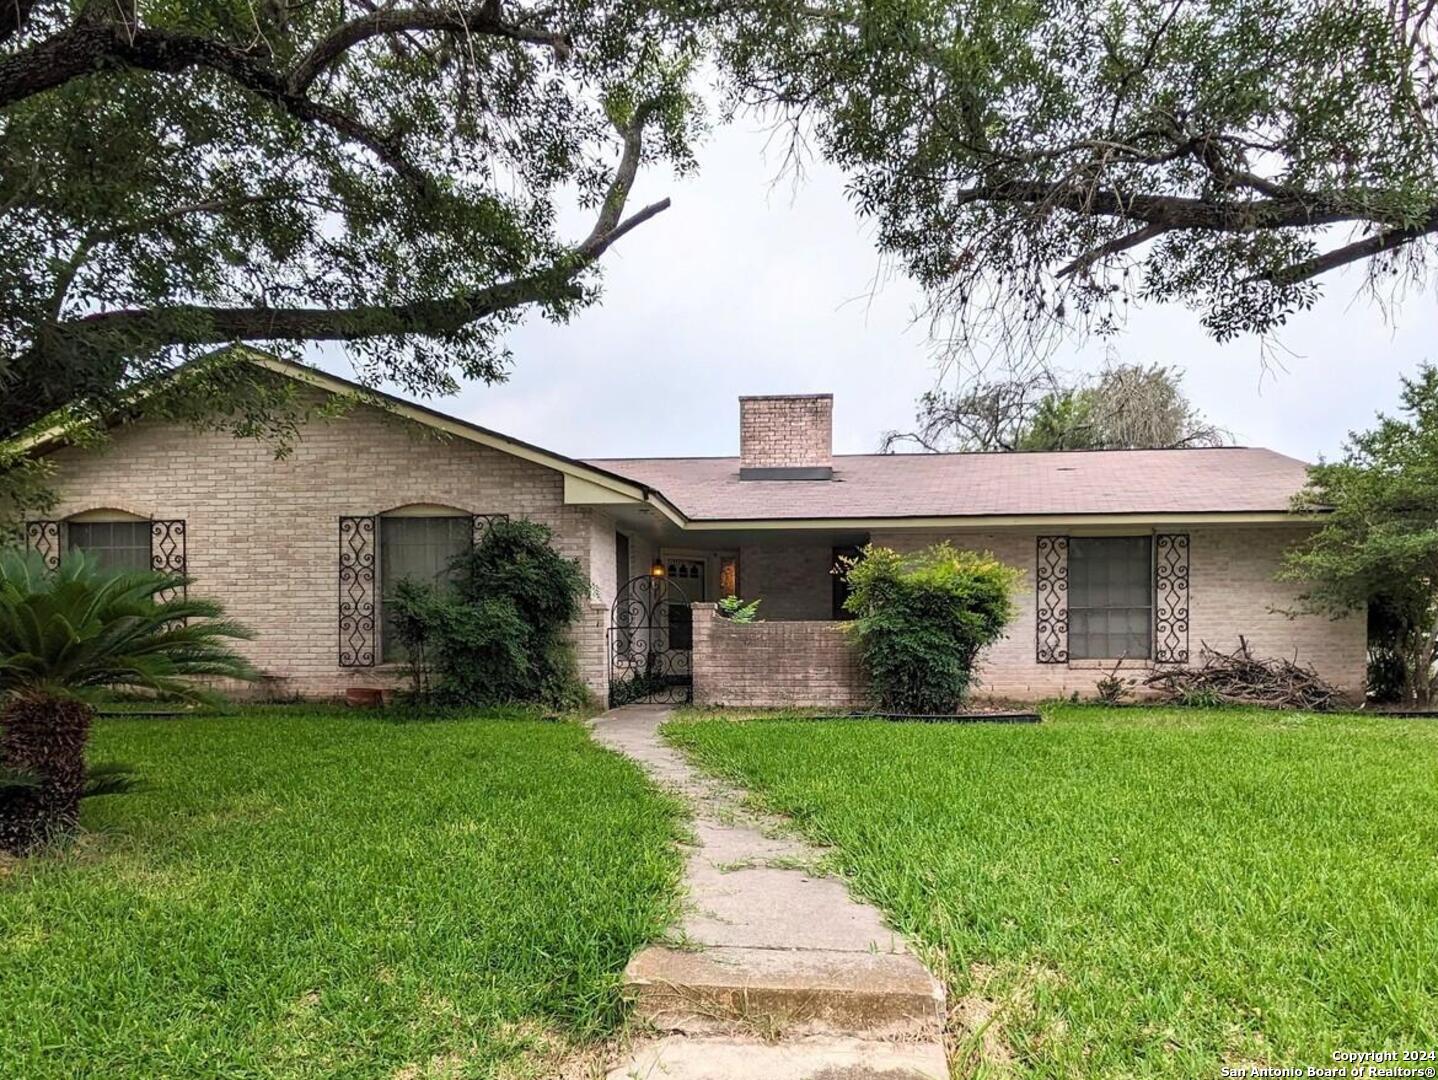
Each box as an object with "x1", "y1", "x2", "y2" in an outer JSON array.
[{"x1": 738, "y1": 394, "x2": 834, "y2": 480}]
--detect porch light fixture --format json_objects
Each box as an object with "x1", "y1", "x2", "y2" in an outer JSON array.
[{"x1": 650, "y1": 558, "x2": 666, "y2": 578}]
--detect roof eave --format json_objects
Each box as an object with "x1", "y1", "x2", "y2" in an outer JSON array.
[{"x1": 668, "y1": 510, "x2": 1316, "y2": 531}]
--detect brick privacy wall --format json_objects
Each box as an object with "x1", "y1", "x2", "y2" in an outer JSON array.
[
  {"x1": 691, "y1": 604, "x2": 869, "y2": 707},
  {"x1": 738, "y1": 395, "x2": 833, "y2": 471},
  {"x1": 39, "y1": 399, "x2": 610, "y2": 700}
]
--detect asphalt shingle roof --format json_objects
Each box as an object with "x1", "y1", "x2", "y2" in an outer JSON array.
[{"x1": 582, "y1": 447, "x2": 1310, "y2": 521}]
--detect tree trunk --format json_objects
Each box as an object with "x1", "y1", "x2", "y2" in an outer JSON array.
[{"x1": 0, "y1": 694, "x2": 94, "y2": 855}]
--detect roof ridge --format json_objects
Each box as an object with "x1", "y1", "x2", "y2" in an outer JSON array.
[{"x1": 585, "y1": 446, "x2": 1269, "y2": 464}]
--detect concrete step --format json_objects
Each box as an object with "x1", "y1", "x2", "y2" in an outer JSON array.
[
  {"x1": 625, "y1": 945, "x2": 945, "y2": 1039},
  {"x1": 607, "y1": 1034, "x2": 948, "y2": 1080}
]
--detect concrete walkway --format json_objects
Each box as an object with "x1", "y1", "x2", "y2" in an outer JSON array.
[{"x1": 591, "y1": 706, "x2": 947, "y2": 1080}]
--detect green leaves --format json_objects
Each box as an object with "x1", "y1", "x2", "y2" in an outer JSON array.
[
  {"x1": 841, "y1": 542, "x2": 1021, "y2": 712},
  {"x1": 1282, "y1": 365, "x2": 1438, "y2": 702},
  {"x1": 717, "y1": 594, "x2": 761, "y2": 623},
  {"x1": 387, "y1": 518, "x2": 591, "y2": 707},
  {"x1": 0, "y1": 547, "x2": 256, "y2": 702},
  {"x1": 2, "y1": 1, "x2": 698, "y2": 462},
  {"x1": 716, "y1": 0, "x2": 1438, "y2": 352}
]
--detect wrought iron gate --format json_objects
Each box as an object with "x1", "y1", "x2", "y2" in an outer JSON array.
[{"x1": 608, "y1": 574, "x2": 693, "y2": 706}]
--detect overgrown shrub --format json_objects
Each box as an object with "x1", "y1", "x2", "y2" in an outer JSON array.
[
  {"x1": 841, "y1": 543, "x2": 1020, "y2": 713},
  {"x1": 388, "y1": 519, "x2": 590, "y2": 708}
]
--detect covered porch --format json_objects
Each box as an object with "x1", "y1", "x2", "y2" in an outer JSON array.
[{"x1": 602, "y1": 503, "x2": 872, "y2": 707}]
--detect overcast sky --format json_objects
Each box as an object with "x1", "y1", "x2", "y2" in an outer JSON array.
[{"x1": 316, "y1": 119, "x2": 1436, "y2": 464}]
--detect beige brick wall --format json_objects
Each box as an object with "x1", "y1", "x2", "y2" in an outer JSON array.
[
  {"x1": 691, "y1": 604, "x2": 868, "y2": 708},
  {"x1": 696, "y1": 525, "x2": 1365, "y2": 707},
  {"x1": 738, "y1": 539, "x2": 835, "y2": 620},
  {"x1": 37, "y1": 400, "x2": 609, "y2": 700},
  {"x1": 739, "y1": 395, "x2": 833, "y2": 471},
  {"x1": 31, "y1": 406, "x2": 1366, "y2": 710},
  {"x1": 869, "y1": 525, "x2": 1366, "y2": 702}
]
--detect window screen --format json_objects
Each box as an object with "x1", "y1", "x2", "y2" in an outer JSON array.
[
  {"x1": 380, "y1": 516, "x2": 471, "y2": 662},
  {"x1": 67, "y1": 520, "x2": 151, "y2": 572},
  {"x1": 1067, "y1": 536, "x2": 1153, "y2": 660}
]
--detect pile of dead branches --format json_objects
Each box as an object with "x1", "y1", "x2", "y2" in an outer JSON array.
[{"x1": 1143, "y1": 637, "x2": 1344, "y2": 711}]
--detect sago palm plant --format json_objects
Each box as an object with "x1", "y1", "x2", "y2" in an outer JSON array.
[{"x1": 0, "y1": 548, "x2": 255, "y2": 854}]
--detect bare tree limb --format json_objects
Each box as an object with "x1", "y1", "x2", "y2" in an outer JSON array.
[{"x1": 580, "y1": 105, "x2": 655, "y2": 250}]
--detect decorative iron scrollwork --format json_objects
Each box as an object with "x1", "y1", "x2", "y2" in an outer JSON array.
[
  {"x1": 339, "y1": 516, "x2": 377, "y2": 667},
  {"x1": 151, "y1": 520, "x2": 187, "y2": 603},
  {"x1": 1154, "y1": 533, "x2": 1190, "y2": 664},
  {"x1": 608, "y1": 574, "x2": 693, "y2": 706},
  {"x1": 24, "y1": 520, "x2": 61, "y2": 570},
  {"x1": 1036, "y1": 536, "x2": 1069, "y2": 663},
  {"x1": 471, "y1": 513, "x2": 508, "y2": 545}
]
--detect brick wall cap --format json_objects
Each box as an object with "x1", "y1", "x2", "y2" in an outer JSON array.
[{"x1": 737, "y1": 393, "x2": 833, "y2": 401}]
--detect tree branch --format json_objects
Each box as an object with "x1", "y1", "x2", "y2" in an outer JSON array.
[
  {"x1": 288, "y1": 4, "x2": 570, "y2": 94},
  {"x1": 579, "y1": 105, "x2": 654, "y2": 252},
  {"x1": 955, "y1": 179, "x2": 1421, "y2": 233},
  {"x1": 55, "y1": 204, "x2": 674, "y2": 349},
  {"x1": 0, "y1": 20, "x2": 441, "y2": 190},
  {"x1": 11, "y1": 110, "x2": 670, "y2": 434},
  {"x1": 1260, "y1": 210, "x2": 1438, "y2": 286},
  {"x1": 47, "y1": 194, "x2": 324, "y2": 319},
  {"x1": 0, "y1": 5, "x2": 572, "y2": 193},
  {"x1": 1056, "y1": 221, "x2": 1164, "y2": 278}
]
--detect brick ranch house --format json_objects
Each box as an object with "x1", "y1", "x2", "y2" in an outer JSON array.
[{"x1": 17, "y1": 354, "x2": 1365, "y2": 706}]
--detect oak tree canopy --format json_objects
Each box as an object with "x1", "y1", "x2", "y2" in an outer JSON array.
[
  {"x1": 1, "y1": 0, "x2": 698, "y2": 443},
  {"x1": 3, "y1": 0, "x2": 1435, "y2": 460},
  {"x1": 720, "y1": 0, "x2": 1438, "y2": 356}
]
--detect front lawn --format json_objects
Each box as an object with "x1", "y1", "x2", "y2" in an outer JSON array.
[
  {"x1": 664, "y1": 705, "x2": 1438, "y2": 1077},
  {"x1": 0, "y1": 707, "x2": 683, "y2": 1079}
]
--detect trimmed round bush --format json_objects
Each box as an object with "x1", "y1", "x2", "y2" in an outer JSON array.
[{"x1": 841, "y1": 543, "x2": 1020, "y2": 713}]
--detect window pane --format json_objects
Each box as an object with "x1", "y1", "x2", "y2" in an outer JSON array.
[
  {"x1": 1067, "y1": 537, "x2": 1152, "y2": 659},
  {"x1": 67, "y1": 521, "x2": 151, "y2": 572},
  {"x1": 380, "y1": 516, "x2": 470, "y2": 662}
]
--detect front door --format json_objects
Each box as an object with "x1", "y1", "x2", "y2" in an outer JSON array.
[{"x1": 663, "y1": 556, "x2": 706, "y2": 600}]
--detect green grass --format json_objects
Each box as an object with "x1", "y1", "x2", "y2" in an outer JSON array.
[
  {"x1": 664, "y1": 705, "x2": 1438, "y2": 1077},
  {"x1": 0, "y1": 707, "x2": 683, "y2": 1079}
]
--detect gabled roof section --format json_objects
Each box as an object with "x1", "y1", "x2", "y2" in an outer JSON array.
[
  {"x1": 243, "y1": 355, "x2": 683, "y2": 517},
  {"x1": 584, "y1": 447, "x2": 1313, "y2": 527},
  {"x1": 21, "y1": 348, "x2": 1315, "y2": 528},
  {"x1": 18, "y1": 349, "x2": 685, "y2": 524}
]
